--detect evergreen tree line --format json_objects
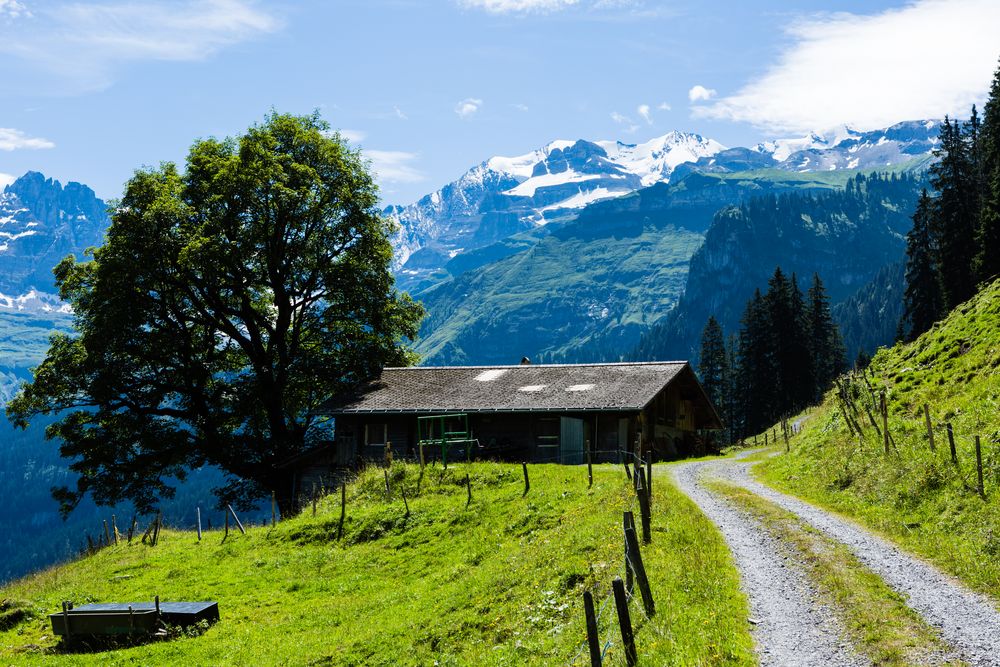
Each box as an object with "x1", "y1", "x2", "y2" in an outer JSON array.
[
  {"x1": 699, "y1": 269, "x2": 846, "y2": 441},
  {"x1": 903, "y1": 59, "x2": 1000, "y2": 340}
]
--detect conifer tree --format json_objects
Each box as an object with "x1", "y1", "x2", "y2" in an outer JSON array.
[
  {"x1": 806, "y1": 273, "x2": 840, "y2": 400},
  {"x1": 736, "y1": 289, "x2": 773, "y2": 435},
  {"x1": 698, "y1": 316, "x2": 726, "y2": 415},
  {"x1": 930, "y1": 117, "x2": 978, "y2": 308},
  {"x1": 975, "y1": 59, "x2": 1000, "y2": 282},
  {"x1": 903, "y1": 190, "x2": 944, "y2": 340}
]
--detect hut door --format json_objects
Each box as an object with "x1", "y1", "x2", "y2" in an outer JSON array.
[
  {"x1": 618, "y1": 419, "x2": 629, "y2": 455},
  {"x1": 560, "y1": 417, "x2": 585, "y2": 464}
]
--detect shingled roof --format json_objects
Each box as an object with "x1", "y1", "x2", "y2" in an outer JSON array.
[{"x1": 322, "y1": 362, "x2": 692, "y2": 414}]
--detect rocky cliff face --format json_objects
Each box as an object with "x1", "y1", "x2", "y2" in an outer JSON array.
[{"x1": 0, "y1": 171, "x2": 108, "y2": 296}]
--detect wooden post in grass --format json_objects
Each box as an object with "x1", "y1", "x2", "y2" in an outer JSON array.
[
  {"x1": 586, "y1": 439, "x2": 593, "y2": 489},
  {"x1": 112, "y1": 515, "x2": 119, "y2": 545},
  {"x1": 880, "y1": 391, "x2": 890, "y2": 455},
  {"x1": 522, "y1": 462, "x2": 530, "y2": 497},
  {"x1": 338, "y1": 483, "x2": 347, "y2": 540},
  {"x1": 465, "y1": 473, "x2": 472, "y2": 507},
  {"x1": 228, "y1": 504, "x2": 246, "y2": 534},
  {"x1": 623, "y1": 511, "x2": 655, "y2": 617},
  {"x1": 948, "y1": 423, "x2": 958, "y2": 464},
  {"x1": 623, "y1": 461, "x2": 632, "y2": 481},
  {"x1": 583, "y1": 590, "x2": 602, "y2": 667},
  {"x1": 635, "y1": 468, "x2": 652, "y2": 544},
  {"x1": 271, "y1": 492, "x2": 277, "y2": 527},
  {"x1": 976, "y1": 436, "x2": 985, "y2": 499},
  {"x1": 623, "y1": 512, "x2": 634, "y2": 595},
  {"x1": 765, "y1": 432, "x2": 768, "y2": 446},
  {"x1": 924, "y1": 404, "x2": 936, "y2": 451},
  {"x1": 103, "y1": 520, "x2": 111, "y2": 547},
  {"x1": 645, "y1": 456, "x2": 652, "y2": 511},
  {"x1": 419, "y1": 442, "x2": 426, "y2": 470},
  {"x1": 611, "y1": 577, "x2": 637, "y2": 667},
  {"x1": 384, "y1": 468, "x2": 392, "y2": 499},
  {"x1": 224, "y1": 509, "x2": 229, "y2": 539},
  {"x1": 127, "y1": 515, "x2": 136, "y2": 544},
  {"x1": 151, "y1": 512, "x2": 162, "y2": 546},
  {"x1": 402, "y1": 487, "x2": 410, "y2": 518}
]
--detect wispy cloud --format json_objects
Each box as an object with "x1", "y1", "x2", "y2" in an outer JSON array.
[
  {"x1": 0, "y1": 0, "x2": 30, "y2": 20},
  {"x1": 637, "y1": 104, "x2": 652, "y2": 124},
  {"x1": 458, "y1": 0, "x2": 578, "y2": 14},
  {"x1": 687, "y1": 85, "x2": 716, "y2": 103},
  {"x1": 0, "y1": 0, "x2": 281, "y2": 92},
  {"x1": 0, "y1": 172, "x2": 15, "y2": 189},
  {"x1": 657, "y1": 101, "x2": 671, "y2": 111},
  {"x1": 511, "y1": 103, "x2": 530, "y2": 112},
  {"x1": 0, "y1": 127, "x2": 54, "y2": 150},
  {"x1": 693, "y1": 0, "x2": 1000, "y2": 133},
  {"x1": 337, "y1": 129, "x2": 366, "y2": 143},
  {"x1": 610, "y1": 111, "x2": 639, "y2": 134},
  {"x1": 366, "y1": 150, "x2": 424, "y2": 184},
  {"x1": 455, "y1": 98, "x2": 483, "y2": 119}
]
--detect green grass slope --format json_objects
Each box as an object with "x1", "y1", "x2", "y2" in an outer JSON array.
[
  {"x1": 758, "y1": 278, "x2": 1000, "y2": 598},
  {"x1": 0, "y1": 462, "x2": 754, "y2": 666}
]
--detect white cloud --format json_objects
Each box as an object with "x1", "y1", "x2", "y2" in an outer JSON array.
[
  {"x1": 694, "y1": 0, "x2": 1000, "y2": 133},
  {"x1": 455, "y1": 98, "x2": 483, "y2": 119},
  {"x1": 366, "y1": 150, "x2": 424, "y2": 184},
  {"x1": 458, "y1": 0, "x2": 578, "y2": 14},
  {"x1": 688, "y1": 85, "x2": 716, "y2": 103},
  {"x1": 511, "y1": 103, "x2": 530, "y2": 112},
  {"x1": 0, "y1": 0, "x2": 29, "y2": 20},
  {"x1": 0, "y1": 0, "x2": 281, "y2": 92},
  {"x1": 610, "y1": 111, "x2": 639, "y2": 134},
  {"x1": 0, "y1": 172, "x2": 15, "y2": 189},
  {"x1": 657, "y1": 101, "x2": 671, "y2": 111},
  {"x1": 393, "y1": 106, "x2": 408, "y2": 120},
  {"x1": 637, "y1": 103, "x2": 652, "y2": 124},
  {"x1": 337, "y1": 129, "x2": 366, "y2": 143},
  {"x1": 0, "y1": 127, "x2": 54, "y2": 151}
]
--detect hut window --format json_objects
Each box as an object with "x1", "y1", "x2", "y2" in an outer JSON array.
[
  {"x1": 365, "y1": 423, "x2": 388, "y2": 446},
  {"x1": 536, "y1": 416, "x2": 560, "y2": 457}
]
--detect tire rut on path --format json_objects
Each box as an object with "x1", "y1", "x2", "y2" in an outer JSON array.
[
  {"x1": 670, "y1": 459, "x2": 869, "y2": 667},
  {"x1": 673, "y1": 452, "x2": 1000, "y2": 667}
]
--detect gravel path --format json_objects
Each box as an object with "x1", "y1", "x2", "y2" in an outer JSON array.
[
  {"x1": 671, "y1": 459, "x2": 869, "y2": 667},
  {"x1": 675, "y1": 452, "x2": 1000, "y2": 666}
]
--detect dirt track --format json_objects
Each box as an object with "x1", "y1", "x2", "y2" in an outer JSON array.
[{"x1": 670, "y1": 453, "x2": 1000, "y2": 666}]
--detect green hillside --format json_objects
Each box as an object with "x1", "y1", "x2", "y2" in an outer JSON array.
[
  {"x1": 0, "y1": 462, "x2": 753, "y2": 666},
  {"x1": 758, "y1": 278, "x2": 1000, "y2": 596}
]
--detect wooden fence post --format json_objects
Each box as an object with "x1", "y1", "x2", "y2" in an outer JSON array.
[
  {"x1": 224, "y1": 508, "x2": 229, "y2": 539},
  {"x1": 623, "y1": 511, "x2": 655, "y2": 617},
  {"x1": 623, "y1": 512, "x2": 634, "y2": 595},
  {"x1": 880, "y1": 391, "x2": 890, "y2": 455},
  {"x1": 103, "y1": 520, "x2": 111, "y2": 547},
  {"x1": 522, "y1": 462, "x2": 530, "y2": 497},
  {"x1": 947, "y1": 423, "x2": 958, "y2": 464},
  {"x1": 111, "y1": 515, "x2": 119, "y2": 545},
  {"x1": 635, "y1": 468, "x2": 652, "y2": 544},
  {"x1": 402, "y1": 488, "x2": 411, "y2": 518},
  {"x1": 976, "y1": 435, "x2": 985, "y2": 499},
  {"x1": 611, "y1": 577, "x2": 637, "y2": 667},
  {"x1": 465, "y1": 473, "x2": 472, "y2": 508},
  {"x1": 645, "y1": 456, "x2": 652, "y2": 511},
  {"x1": 227, "y1": 504, "x2": 246, "y2": 534},
  {"x1": 586, "y1": 439, "x2": 593, "y2": 489},
  {"x1": 337, "y1": 482, "x2": 347, "y2": 540},
  {"x1": 271, "y1": 492, "x2": 277, "y2": 527},
  {"x1": 384, "y1": 468, "x2": 392, "y2": 498},
  {"x1": 127, "y1": 515, "x2": 136, "y2": 544},
  {"x1": 924, "y1": 404, "x2": 936, "y2": 451},
  {"x1": 196, "y1": 507, "x2": 202, "y2": 542},
  {"x1": 583, "y1": 590, "x2": 602, "y2": 667}
]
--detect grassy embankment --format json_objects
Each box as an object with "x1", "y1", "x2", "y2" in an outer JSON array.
[
  {"x1": 756, "y1": 278, "x2": 1000, "y2": 599},
  {"x1": 1, "y1": 461, "x2": 754, "y2": 666}
]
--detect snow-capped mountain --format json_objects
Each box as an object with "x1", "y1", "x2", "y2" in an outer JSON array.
[
  {"x1": 386, "y1": 131, "x2": 725, "y2": 276},
  {"x1": 0, "y1": 171, "x2": 108, "y2": 302},
  {"x1": 386, "y1": 121, "x2": 938, "y2": 287}
]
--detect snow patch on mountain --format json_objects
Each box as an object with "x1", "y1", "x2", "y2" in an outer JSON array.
[{"x1": 0, "y1": 289, "x2": 71, "y2": 314}]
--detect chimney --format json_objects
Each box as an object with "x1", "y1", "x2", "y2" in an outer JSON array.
[{"x1": 520, "y1": 356, "x2": 531, "y2": 365}]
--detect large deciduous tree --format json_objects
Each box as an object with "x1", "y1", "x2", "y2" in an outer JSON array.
[{"x1": 8, "y1": 112, "x2": 424, "y2": 515}]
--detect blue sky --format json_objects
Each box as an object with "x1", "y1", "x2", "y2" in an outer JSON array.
[{"x1": 1, "y1": 0, "x2": 998, "y2": 205}]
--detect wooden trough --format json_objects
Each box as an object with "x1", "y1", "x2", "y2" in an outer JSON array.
[{"x1": 49, "y1": 599, "x2": 219, "y2": 637}]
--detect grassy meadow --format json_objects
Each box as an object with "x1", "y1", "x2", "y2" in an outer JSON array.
[{"x1": 0, "y1": 461, "x2": 754, "y2": 666}]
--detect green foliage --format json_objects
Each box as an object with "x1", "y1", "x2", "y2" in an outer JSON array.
[
  {"x1": 0, "y1": 462, "x2": 754, "y2": 666},
  {"x1": 758, "y1": 278, "x2": 1000, "y2": 597},
  {"x1": 698, "y1": 316, "x2": 726, "y2": 410},
  {"x1": 6, "y1": 112, "x2": 424, "y2": 515},
  {"x1": 902, "y1": 190, "x2": 944, "y2": 340}
]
